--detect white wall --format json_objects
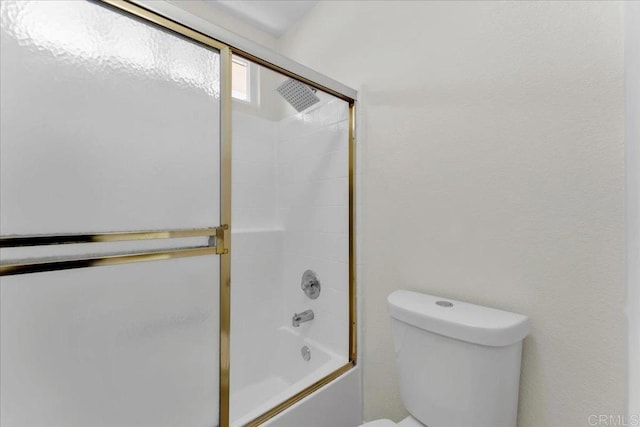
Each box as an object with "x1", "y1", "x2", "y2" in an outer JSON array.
[
  {"x1": 230, "y1": 110, "x2": 282, "y2": 405},
  {"x1": 230, "y1": 94, "x2": 351, "y2": 387},
  {"x1": 625, "y1": 0, "x2": 640, "y2": 418},
  {"x1": 277, "y1": 95, "x2": 351, "y2": 358},
  {"x1": 232, "y1": 111, "x2": 279, "y2": 229},
  {"x1": 279, "y1": 1, "x2": 627, "y2": 425},
  {"x1": 230, "y1": 75, "x2": 354, "y2": 425},
  {"x1": 165, "y1": 0, "x2": 277, "y2": 50}
]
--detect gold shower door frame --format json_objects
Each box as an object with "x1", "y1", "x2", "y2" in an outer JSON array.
[{"x1": 0, "y1": 1, "x2": 357, "y2": 425}]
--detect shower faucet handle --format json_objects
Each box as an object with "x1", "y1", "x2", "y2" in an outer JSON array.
[{"x1": 301, "y1": 270, "x2": 321, "y2": 299}]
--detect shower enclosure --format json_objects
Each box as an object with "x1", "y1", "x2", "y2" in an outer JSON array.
[
  {"x1": 230, "y1": 59, "x2": 353, "y2": 427},
  {"x1": 0, "y1": 1, "x2": 356, "y2": 426}
]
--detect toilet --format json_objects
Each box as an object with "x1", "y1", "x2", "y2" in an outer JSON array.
[{"x1": 360, "y1": 290, "x2": 530, "y2": 427}]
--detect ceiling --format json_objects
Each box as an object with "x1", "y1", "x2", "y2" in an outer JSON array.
[{"x1": 203, "y1": 1, "x2": 319, "y2": 37}]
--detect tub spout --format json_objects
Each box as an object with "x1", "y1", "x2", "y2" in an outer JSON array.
[{"x1": 292, "y1": 309, "x2": 314, "y2": 327}]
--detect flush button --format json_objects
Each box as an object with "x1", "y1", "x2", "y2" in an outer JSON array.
[{"x1": 436, "y1": 300, "x2": 453, "y2": 308}]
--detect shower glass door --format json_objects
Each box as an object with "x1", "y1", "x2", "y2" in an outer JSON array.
[
  {"x1": 1, "y1": 1, "x2": 222, "y2": 426},
  {"x1": 230, "y1": 58, "x2": 353, "y2": 426},
  {"x1": 2, "y1": 2, "x2": 356, "y2": 426}
]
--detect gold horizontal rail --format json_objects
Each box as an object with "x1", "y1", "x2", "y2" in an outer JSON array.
[
  {"x1": 0, "y1": 228, "x2": 218, "y2": 248},
  {"x1": 0, "y1": 246, "x2": 217, "y2": 277}
]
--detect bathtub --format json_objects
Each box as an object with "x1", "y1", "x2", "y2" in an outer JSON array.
[{"x1": 230, "y1": 326, "x2": 348, "y2": 426}]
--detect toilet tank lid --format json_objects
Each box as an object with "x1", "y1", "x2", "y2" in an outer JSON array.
[{"x1": 387, "y1": 290, "x2": 530, "y2": 347}]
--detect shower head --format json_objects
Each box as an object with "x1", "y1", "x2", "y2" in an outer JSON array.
[{"x1": 276, "y1": 78, "x2": 320, "y2": 112}]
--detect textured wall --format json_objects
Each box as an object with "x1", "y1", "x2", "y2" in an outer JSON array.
[
  {"x1": 625, "y1": 2, "x2": 640, "y2": 416},
  {"x1": 278, "y1": 2, "x2": 627, "y2": 426}
]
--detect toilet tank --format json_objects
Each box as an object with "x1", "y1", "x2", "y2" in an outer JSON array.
[{"x1": 388, "y1": 290, "x2": 530, "y2": 427}]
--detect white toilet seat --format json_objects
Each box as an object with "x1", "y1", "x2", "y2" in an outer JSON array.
[
  {"x1": 359, "y1": 420, "x2": 397, "y2": 427},
  {"x1": 359, "y1": 415, "x2": 425, "y2": 427}
]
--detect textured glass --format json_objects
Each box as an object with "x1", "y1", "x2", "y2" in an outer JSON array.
[
  {"x1": 0, "y1": 0, "x2": 221, "y2": 234},
  {"x1": 0, "y1": 2, "x2": 221, "y2": 426},
  {"x1": 0, "y1": 257, "x2": 220, "y2": 427}
]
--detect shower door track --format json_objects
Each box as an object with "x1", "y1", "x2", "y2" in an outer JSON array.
[{"x1": 0, "y1": 1, "x2": 358, "y2": 426}]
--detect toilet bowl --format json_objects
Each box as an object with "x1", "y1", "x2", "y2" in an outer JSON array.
[{"x1": 358, "y1": 290, "x2": 530, "y2": 427}]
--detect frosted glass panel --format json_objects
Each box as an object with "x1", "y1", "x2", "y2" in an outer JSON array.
[
  {"x1": 0, "y1": 0, "x2": 221, "y2": 234},
  {"x1": 0, "y1": 256, "x2": 220, "y2": 427},
  {"x1": 0, "y1": 2, "x2": 222, "y2": 426}
]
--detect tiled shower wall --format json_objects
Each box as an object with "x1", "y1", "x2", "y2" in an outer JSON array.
[
  {"x1": 277, "y1": 97, "x2": 350, "y2": 358},
  {"x1": 231, "y1": 110, "x2": 282, "y2": 391},
  {"x1": 231, "y1": 95, "x2": 351, "y2": 392},
  {"x1": 232, "y1": 111, "x2": 278, "y2": 230}
]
